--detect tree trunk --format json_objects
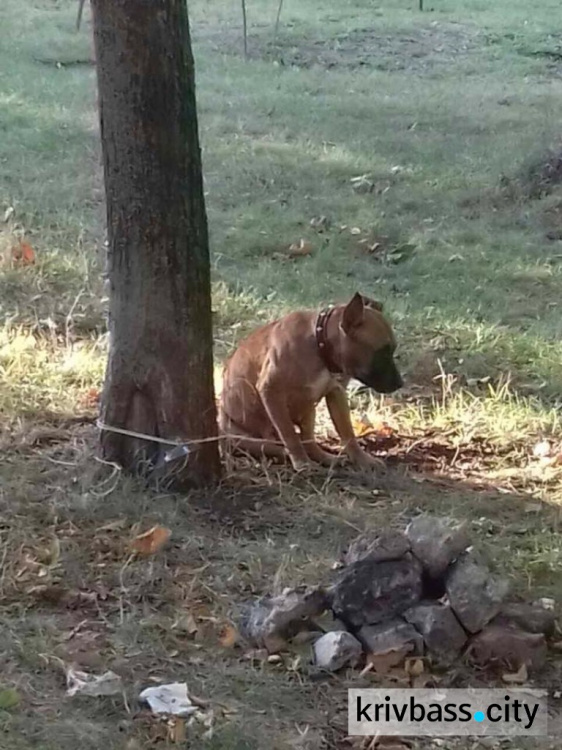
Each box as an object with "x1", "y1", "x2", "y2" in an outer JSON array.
[{"x1": 91, "y1": 0, "x2": 221, "y2": 488}]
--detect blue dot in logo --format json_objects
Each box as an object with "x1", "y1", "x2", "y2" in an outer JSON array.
[{"x1": 474, "y1": 711, "x2": 485, "y2": 723}]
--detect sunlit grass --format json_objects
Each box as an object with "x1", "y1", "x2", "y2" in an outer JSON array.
[{"x1": 0, "y1": 326, "x2": 104, "y2": 420}]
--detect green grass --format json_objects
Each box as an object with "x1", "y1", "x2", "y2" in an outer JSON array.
[{"x1": 1, "y1": 0, "x2": 562, "y2": 747}]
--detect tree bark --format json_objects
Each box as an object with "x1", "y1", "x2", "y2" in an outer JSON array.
[{"x1": 91, "y1": 0, "x2": 221, "y2": 488}]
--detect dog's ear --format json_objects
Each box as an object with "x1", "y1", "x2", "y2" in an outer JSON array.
[
  {"x1": 342, "y1": 292, "x2": 365, "y2": 332},
  {"x1": 360, "y1": 295, "x2": 383, "y2": 312}
]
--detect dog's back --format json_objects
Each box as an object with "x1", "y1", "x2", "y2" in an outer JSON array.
[{"x1": 219, "y1": 311, "x2": 316, "y2": 440}]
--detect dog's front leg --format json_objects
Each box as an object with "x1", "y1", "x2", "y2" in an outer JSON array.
[
  {"x1": 300, "y1": 408, "x2": 341, "y2": 466},
  {"x1": 325, "y1": 386, "x2": 382, "y2": 469},
  {"x1": 258, "y1": 383, "x2": 311, "y2": 471}
]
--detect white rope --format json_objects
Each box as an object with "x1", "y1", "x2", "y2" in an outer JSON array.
[{"x1": 95, "y1": 419, "x2": 289, "y2": 447}]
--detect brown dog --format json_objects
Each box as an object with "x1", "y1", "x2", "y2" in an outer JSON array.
[{"x1": 219, "y1": 292, "x2": 403, "y2": 470}]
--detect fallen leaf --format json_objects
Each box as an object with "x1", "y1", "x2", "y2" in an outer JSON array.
[
  {"x1": 12, "y1": 241, "x2": 35, "y2": 266},
  {"x1": 352, "y1": 415, "x2": 394, "y2": 438},
  {"x1": 218, "y1": 623, "x2": 239, "y2": 648},
  {"x1": 243, "y1": 649, "x2": 269, "y2": 662},
  {"x1": 131, "y1": 525, "x2": 171, "y2": 555},
  {"x1": 372, "y1": 420, "x2": 394, "y2": 437},
  {"x1": 309, "y1": 216, "x2": 330, "y2": 231},
  {"x1": 405, "y1": 657, "x2": 424, "y2": 677},
  {"x1": 352, "y1": 415, "x2": 375, "y2": 438},
  {"x1": 3, "y1": 206, "x2": 14, "y2": 223},
  {"x1": 350, "y1": 227, "x2": 362, "y2": 236},
  {"x1": 172, "y1": 612, "x2": 198, "y2": 636},
  {"x1": 66, "y1": 667, "x2": 123, "y2": 697},
  {"x1": 365, "y1": 646, "x2": 411, "y2": 675},
  {"x1": 288, "y1": 239, "x2": 313, "y2": 258},
  {"x1": 167, "y1": 718, "x2": 186, "y2": 743},
  {"x1": 35, "y1": 536, "x2": 60, "y2": 567},
  {"x1": 502, "y1": 662, "x2": 528, "y2": 684},
  {"x1": 29, "y1": 583, "x2": 68, "y2": 604},
  {"x1": 79, "y1": 387, "x2": 100, "y2": 409},
  {"x1": 387, "y1": 243, "x2": 416, "y2": 264}
]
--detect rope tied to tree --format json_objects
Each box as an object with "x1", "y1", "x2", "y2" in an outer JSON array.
[{"x1": 96, "y1": 420, "x2": 321, "y2": 449}]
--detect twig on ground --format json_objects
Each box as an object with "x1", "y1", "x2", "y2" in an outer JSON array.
[
  {"x1": 76, "y1": 0, "x2": 86, "y2": 31},
  {"x1": 274, "y1": 0, "x2": 285, "y2": 41},
  {"x1": 241, "y1": 0, "x2": 248, "y2": 59}
]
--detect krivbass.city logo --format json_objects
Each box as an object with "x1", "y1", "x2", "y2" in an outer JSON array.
[{"x1": 348, "y1": 688, "x2": 548, "y2": 737}]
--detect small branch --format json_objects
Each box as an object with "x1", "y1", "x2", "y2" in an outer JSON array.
[
  {"x1": 419, "y1": 0, "x2": 424, "y2": 10},
  {"x1": 274, "y1": 0, "x2": 285, "y2": 41},
  {"x1": 76, "y1": 0, "x2": 86, "y2": 30},
  {"x1": 241, "y1": 0, "x2": 248, "y2": 59}
]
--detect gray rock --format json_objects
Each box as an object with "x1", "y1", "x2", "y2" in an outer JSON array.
[
  {"x1": 238, "y1": 586, "x2": 327, "y2": 653},
  {"x1": 312, "y1": 611, "x2": 349, "y2": 634},
  {"x1": 309, "y1": 215, "x2": 331, "y2": 231},
  {"x1": 494, "y1": 602, "x2": 557, "y2": 637},
  {"x1": 358, "y1": 619, "x2": 424, "y2": 656},
  {"x1": 313, "y1": 631, "x2": 362, "y2": 671},
  {"x1": 406, "y1": 516, "x2": 469, "y2": 578},
  {"x1": 467, "y1": 625, "x2": 547, "y2": 671},
  {"x1": 343, "y1": 530, "x2": 411, "y2": 565},
  {"x1": 350, "y1": 175, "x2": 374, "y2": 194},
  {"x1": 446, "y1": 553, "x2": 509, "y2": 633},
  {"x1": 331, "y1": 554, "x2": 423, "y2": 629},
  {"x1": 404, "y1": 602, "x2": 467, "y2": 662}
]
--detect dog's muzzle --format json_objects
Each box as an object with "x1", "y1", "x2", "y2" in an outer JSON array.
[{"x1": 357, "y1": 345, "x2": 403, "y2": 394}]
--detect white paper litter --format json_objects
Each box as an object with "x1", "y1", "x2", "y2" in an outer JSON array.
[
  {"x1": 139, "y1": 682, "x2": 197, "y2": 717},
  {"x1": 66, "y1": 667, "x2": 123, "y2": 697}
]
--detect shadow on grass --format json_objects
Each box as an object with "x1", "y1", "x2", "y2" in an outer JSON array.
[{"x1": 1, "y1": 423, "x2": 561, "y2": 748}]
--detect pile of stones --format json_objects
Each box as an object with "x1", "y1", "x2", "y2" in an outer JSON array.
[{"x1": 239, "y1": 517, "x2": 556, "y2": 674}]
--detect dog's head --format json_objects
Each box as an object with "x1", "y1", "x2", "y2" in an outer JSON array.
[{"x1": 337, "y1": 292, "x2": 403, "y2": 394}]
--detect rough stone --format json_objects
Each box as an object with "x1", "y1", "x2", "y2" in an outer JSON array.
[
  {"x1": 343, "y1": 530, "x2": 411, "y2": 565},
  {"x1": 313, "y1": 631, "x2": 363, "y2": 671},
  {"x1": 238, "y1": 586, "x2": 327, "y2": 652},
  {"x1": 494, "y1": 602, "x2": 557, "y2": 637},
  {"x1": 446, "y1": 553, "x2": 509, "y2": 633},
  {"x1": 467, "y1": 625, "x2": 547, "y2": 671},
  {"x1": 404, "y1": 602, "x2": 467, "y2": 662},
  {"x1": 406, "y1": 516, "x2": 469, "y2": 578},
  {"x1": 358, "y1": 619, "x2": 424, "y2": 656},
  {"x1": 312, "y1": 611, "x2": 349, "y2": 634},
  {"x1": 331, "y1": 554, "x2": 423, "y2": 629}
]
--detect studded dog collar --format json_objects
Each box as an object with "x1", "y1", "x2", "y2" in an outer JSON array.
[{"x1": 315, "y1": 306, "x2": 342, "y2": 374}]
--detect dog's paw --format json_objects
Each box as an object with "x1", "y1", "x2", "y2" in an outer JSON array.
[
  {"x1": 307, "y1": 447, "x2": 343, "y2": 467},
  {"x1": 290, "y1": 457, "x2": 315, "y2": 472},
  {"x1": 352, "y1": 452, "x2": 385, "y2": 472}
]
